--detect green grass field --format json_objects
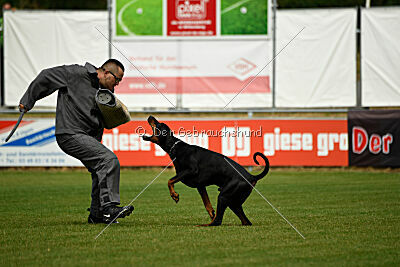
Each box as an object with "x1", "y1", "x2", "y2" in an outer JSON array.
[
  {"x1": 116, "y1": 0, "x2": 162, "y2": 36},
  {"x1": 0, "y1": 168, "x2": 399, "y2": 266},
  {"x1": 221, "y1": 0, "x2": 268, "y2": 35},
  {"x1": 114, "y1": 0, "x2": 268, "y2": 36}
]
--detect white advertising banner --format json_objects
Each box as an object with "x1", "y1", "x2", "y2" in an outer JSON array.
[
  {"x1": 361, "y1": 7, "x2": 400, "y2": 106},
  {"x1": 276, "y1": 9, "x2": 357, "y2": 107},
  {"x1": 0, "y1": 119, "x2": 82, "y2": 166},
  {"x1": 112, "y1": 40, "x2": 271, "y2": 108},
  {"x1": 4, "y1": 10, "x2": 108, "y2": 108},
  {"x1": 4, "y1": 8, "x2": 364, "y2": 110}
]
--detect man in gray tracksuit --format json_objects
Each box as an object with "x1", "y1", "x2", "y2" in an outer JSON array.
[{"x1": 19, "y1": 59, "x2": 134, "y2": 224}]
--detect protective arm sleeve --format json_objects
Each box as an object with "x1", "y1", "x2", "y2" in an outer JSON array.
[{"x1": 19, "y1": 65, "x2": 68, "y2": 111}]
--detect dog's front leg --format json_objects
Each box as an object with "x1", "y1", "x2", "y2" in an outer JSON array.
[
  {"x1": 197, "y1": 187, "x2": 215, "y2": 220},
  {"x1": 168, "y1": 176, "x2": 181, "y2": 203},
  {"x1": 168, "y1": 168, "x2": 198, "y2": 203}
]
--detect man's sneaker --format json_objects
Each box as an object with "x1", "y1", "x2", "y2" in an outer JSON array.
[
  {"x1": 87, "y1": 208, "x2": 119, "y2": 224},
  {"x1": 88, "y1": 214, "x2": 119, "y2": 224},
  {"x1": 103, "y1": 205, "x2": 134, "y2": 223}
]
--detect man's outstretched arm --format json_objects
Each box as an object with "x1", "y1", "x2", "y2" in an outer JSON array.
[{"x1": 19, "y1": 65, "x2": 68, "y2": 111}]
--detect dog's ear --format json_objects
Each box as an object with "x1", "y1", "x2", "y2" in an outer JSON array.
[{"x1": 147, "y1": 115, "x2": 159, "y2": 125}]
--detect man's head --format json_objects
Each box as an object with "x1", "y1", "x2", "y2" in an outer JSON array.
[{"x1": 97, "y1": 59, "x2": 125, "y2": 91}]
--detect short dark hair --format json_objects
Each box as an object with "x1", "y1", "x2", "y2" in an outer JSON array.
[{"x1": 101, "y1": 59, "x2": 125, "y2": 72}]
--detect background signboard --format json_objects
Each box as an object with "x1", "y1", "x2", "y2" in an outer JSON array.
[
  {"x1": 112, "y1": 0, "x2": 271, "y2": 108},
  {"x1": 0, "y1": 120, "x2": 82, "y2": 166},
  {"x1": 167, "y1": 0, "x2": 217, "y2": 36},
  {"x1": 348, "y1": 110, "x2": 400, "y2": 167},
  {"x1": 4, "y1": 9, "x2": 363, "y2": 109},
  {"x1": 1, "y1": 118, "x2": 348, "y2": 167},
  {"x1": 112, "y1": 40, "x2": 271, "y2": 108},
  {"x1": 105, "y1": 118, "x2": 348, "y2": 166},
  {"x1": 114, "y1": 0, "x2": 270, "y2": 38}
]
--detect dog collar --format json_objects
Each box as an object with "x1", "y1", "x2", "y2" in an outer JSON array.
[{"x1": 169, "y1": 140, "x2": 182, "y2": 154}]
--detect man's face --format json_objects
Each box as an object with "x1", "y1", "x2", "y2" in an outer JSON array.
[{"x1": 101, "y1": 67, "x2": 124, "y2": 91}]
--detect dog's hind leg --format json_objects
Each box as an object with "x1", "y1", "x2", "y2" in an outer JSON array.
[
  {"x1": 209, "y1": 196, "x2": 228, "y2": 226},
  {"x1": 198, "y1": 194, "x2": 228, "y2": 226},
  {"x1": 229, "y1": 204, "x2": 252, "y2": 226}
]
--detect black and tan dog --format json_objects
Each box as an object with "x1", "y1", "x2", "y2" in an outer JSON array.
[{"x1": 142, "y1": 116, "x2": 269, "y2": 226}]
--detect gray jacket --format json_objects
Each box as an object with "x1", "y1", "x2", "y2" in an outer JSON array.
[{"x1": 20, "y1": 62, "x2": 104, "y2": 140}]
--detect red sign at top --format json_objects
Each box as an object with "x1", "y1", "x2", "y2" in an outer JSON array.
[{"x1": 167, "y1": 0, "x2": 216, "y2": 36}]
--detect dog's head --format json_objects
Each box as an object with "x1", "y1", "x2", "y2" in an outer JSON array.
[{"x1": 142, "y1": 116, "x2": 174, "y2": 147}]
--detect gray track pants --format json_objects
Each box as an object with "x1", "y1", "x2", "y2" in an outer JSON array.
[{"x1": 56, "y1": 134, "x2": 120, "y2": 217}]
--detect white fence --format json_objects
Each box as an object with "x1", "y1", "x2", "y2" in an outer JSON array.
[
  {"x1": 276, "y1": 9, "x2": 356, "y2": 107},
  {"x1": 3, "y1": 11, "x2": 108, "y2": 108},
  {"x1": 361, "y1": 7, "x2": 400, "y2": 106},
  {"x1": 3, "y1": 8, "x2": 400, "y2": 109}
]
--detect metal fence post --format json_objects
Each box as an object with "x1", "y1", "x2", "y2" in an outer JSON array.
[
  {"x1": 356, "y1": 6, "x2": 362, "y2": 108},
  {"x1": 108, "y1": 0, "x2": 112, "y2": 58},
  {"x1": 272, "y1": 0, "x2": 277, "y2": 109}
]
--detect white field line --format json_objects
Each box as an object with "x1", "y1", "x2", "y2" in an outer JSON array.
[
  {"x1": 117, "y1": 0, "x2": 139, "y2": 35},
  {"x1": 221, "y1": 0, "x2": 252, "y2": 14}
]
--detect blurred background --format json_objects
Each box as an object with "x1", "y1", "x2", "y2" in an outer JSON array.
[{"x1": 0, "y1": 0, "x2": 399, "y2": 167}]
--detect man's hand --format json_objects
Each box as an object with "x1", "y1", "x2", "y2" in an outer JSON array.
[{"x1": 19, "y1": 104, "x2": 28, "y2": 113}]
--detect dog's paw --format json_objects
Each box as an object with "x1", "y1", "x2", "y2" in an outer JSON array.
[
  {"x1": 196, "y1": 222, "x2": 221, "y2": 227},
  {"x1": 170, "y1": 192, "x2": 179, "y2": 203},
  {"x1": 208, "y1": 209, "x2": 215, "y2": 220}
]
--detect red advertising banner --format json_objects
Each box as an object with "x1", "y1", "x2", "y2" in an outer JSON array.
[
  {"x1": 102, "y1": 118, "x2": 348, "y2": 166},
  {"x1": 167, "y1": 0, "x2": 217, "y2": 36}
]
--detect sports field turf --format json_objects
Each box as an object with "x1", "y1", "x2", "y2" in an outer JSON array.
[
  {"x1": 115, "y1": 0, "x2": 269, "y2": 36},
  {"x1": 221, "y1": 0, "x2": 268, "y2": 35},
  {"x1": 0, "y1": 168, "x2": 399, "y2": 265},
  {"x1": 116, "y1": 0, "x2": 162, "y2": 36}
]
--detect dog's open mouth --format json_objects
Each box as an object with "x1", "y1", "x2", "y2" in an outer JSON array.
[{"x1": 142, "y1": 116, "x2": 159, "y2": 143}]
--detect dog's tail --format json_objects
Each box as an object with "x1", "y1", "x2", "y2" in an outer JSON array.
[{"x1": 252, "y1": 152, "x2": 270, "y2": 181}]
